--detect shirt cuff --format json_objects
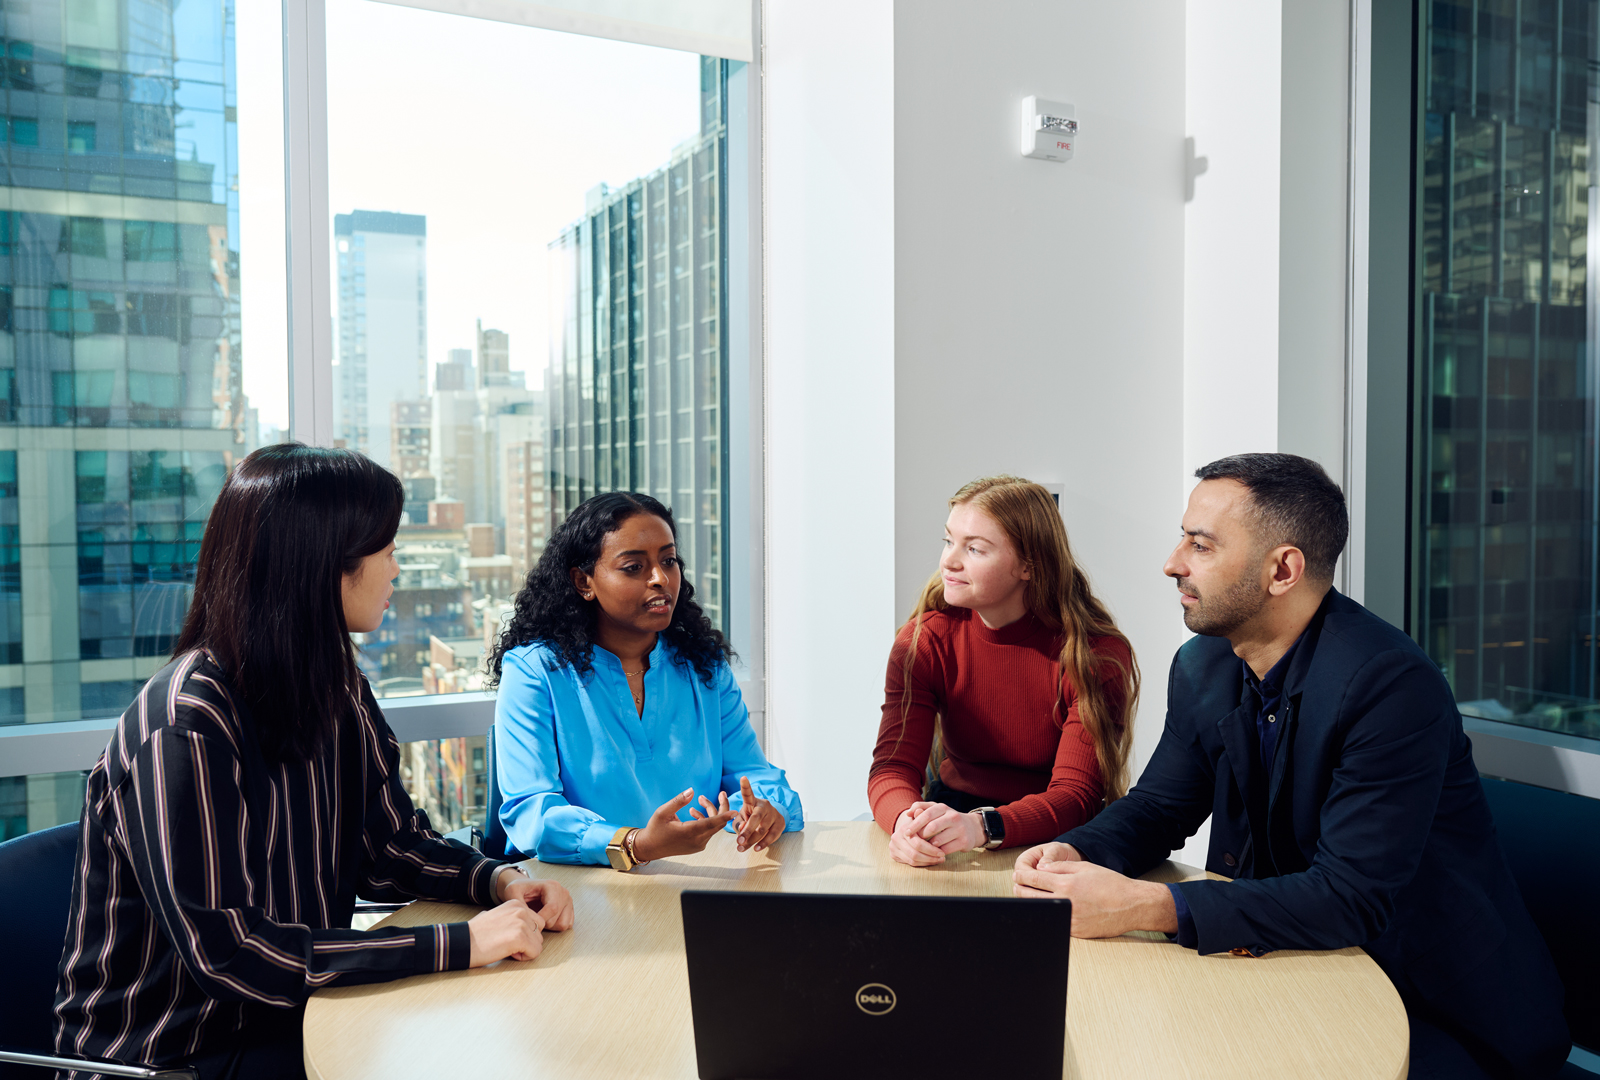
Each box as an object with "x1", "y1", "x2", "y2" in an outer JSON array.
[
  {"x1": 1167, "y1": 884, "x2": 1198, "y2": 949},
  {"x1": 416, "y1": 923, "x2": 473, "y2": 973}
]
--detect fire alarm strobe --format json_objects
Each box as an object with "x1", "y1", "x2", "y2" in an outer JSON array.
[{"x1": 1021, "y1": 96, "x2": 1076, "y2": 162}]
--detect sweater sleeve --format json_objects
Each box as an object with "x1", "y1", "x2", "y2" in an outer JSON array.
[
  {"x1": 868, "y1": 619, "x2": 941, "y2": 834},
  {"x1": 116, "y1": 727, "x2": 471, "y2": 1011},
  {"x1": 994, "y1": 637, "x2": 1130, "y2": 847}
]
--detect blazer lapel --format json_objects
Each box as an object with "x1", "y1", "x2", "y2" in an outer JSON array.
[{"x1": 1215, "y1": 700, "x2": 1261, "y2": 834}]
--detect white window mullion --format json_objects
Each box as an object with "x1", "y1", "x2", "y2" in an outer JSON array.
[{"x1": 284, "y1": 0, "x2": 337, "y2": 447}]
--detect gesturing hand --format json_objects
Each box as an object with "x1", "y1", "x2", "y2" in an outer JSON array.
[
  {"x1": 1011, "y1": 850, "x2": 1177, "y2": 939},
  {"x1": 631, "y1": 788, "x2": 737, "y2": 863},
  {"x1": 888, "y1": 802, "x2": 948, "y2": 867},
  {"x1": 732, "y1": 776, "x2": 786, "y2": 853},
  {"x1": 497, "y1": 873, "x2": 575, "y2": 932},
  {"x1": 467, "y1": 897, "x2": 545, "y2": 966}
]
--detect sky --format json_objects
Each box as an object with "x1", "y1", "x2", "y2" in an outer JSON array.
[{"x1": 235, "y1": 0, "x2": 704, "y2": 432}]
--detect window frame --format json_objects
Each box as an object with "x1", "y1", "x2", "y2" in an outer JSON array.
[
  {"x1": 1357, "y1": 0, "x2": 1600, "y2": 795},
  {"x1": 0, "y1": 0, "x2": 768, "y2": 779}
]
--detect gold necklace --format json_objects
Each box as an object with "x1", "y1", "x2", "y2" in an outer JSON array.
[{"x1": 623, "y1": 667, "x2": 646, "y2": 677}]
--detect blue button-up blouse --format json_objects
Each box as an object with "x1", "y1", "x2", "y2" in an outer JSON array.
[{"x1": 495, "y1": 636, "x2": 804, "y2": 865}]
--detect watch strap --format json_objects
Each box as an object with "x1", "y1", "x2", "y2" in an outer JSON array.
[
  {"x1": 606, "y1": 825, "x2": 637, "y2": 871},
  {"x1": 975, "y1": 807, "x2": 1004, "y2": 851}
]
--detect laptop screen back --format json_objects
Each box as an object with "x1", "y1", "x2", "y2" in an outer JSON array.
[{"x1": 681, "y1": 891, "x2": 1072, "y2": 1080}]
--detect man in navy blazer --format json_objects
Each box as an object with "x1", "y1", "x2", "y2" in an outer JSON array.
[{"x1": 1013, "y1": 453, "x2": 1569, "y2": 1080}]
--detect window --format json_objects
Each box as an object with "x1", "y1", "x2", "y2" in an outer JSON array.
[
  {"x1": 1413, "y1": 0, "x2": 1599, "y2": 741},
  {"x1": 67, "y1": 120, "x2": 96, "y2": 153},
  {"x1": 327, "y1": 0, "x2": 742, "y2": 712},
  {"x1": 0, "y1": 0, "x2": 285, "y2": 840}
]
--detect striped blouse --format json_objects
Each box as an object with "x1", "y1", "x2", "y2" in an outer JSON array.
[{"x1": 53, "y1": 650, "x2": 509, "y2": 1071}]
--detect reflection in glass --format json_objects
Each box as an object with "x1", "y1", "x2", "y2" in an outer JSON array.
[
  {"x1": 548, "y1": 58, "x2": 737, "y2": 632},
  {"x1": 1417, "y1": 0, "x2": 1599, "y2": 739},
  {"x1": 0, "y1": 0, "x2": 277, "y2": 835}
]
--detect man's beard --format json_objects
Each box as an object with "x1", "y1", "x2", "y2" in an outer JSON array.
[{"x1": 1178, "y1": 567, "x2": 1267, "y2": 637}]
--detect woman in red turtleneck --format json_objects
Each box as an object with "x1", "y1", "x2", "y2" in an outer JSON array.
[{"x1": 869, "y1": 476, "x2": 1140, "y2": 865}]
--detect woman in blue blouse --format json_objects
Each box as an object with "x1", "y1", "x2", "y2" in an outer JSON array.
[{"x1": 489, "y1": 491, "x2": 803, "y2": 868}]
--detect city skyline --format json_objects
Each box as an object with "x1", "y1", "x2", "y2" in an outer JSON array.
[{"x1": 236, "y1": 0, "x2": 704, "y2": 436}]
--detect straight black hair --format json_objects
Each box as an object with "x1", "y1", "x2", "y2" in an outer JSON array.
[
  {"x1": 173, "y1": 444, "x2": 403, "y2": 763},
  {"x1": 1194, "y1": 452, "x2": 1349, "y2": 581}
]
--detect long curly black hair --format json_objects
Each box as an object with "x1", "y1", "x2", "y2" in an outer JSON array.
[{"x1": 487, "y1": 491, "x2": 732, "y2": 688}]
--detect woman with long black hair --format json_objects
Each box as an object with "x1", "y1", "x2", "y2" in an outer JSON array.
[
  {"x1": 54, "y1": 445, "x2": 573, "y2": 1079},
  {"x1": 489, "y1": 491, "x2": 802, "y2": 869}
]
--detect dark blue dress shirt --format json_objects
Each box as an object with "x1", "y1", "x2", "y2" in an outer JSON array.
[{"x1": 1167, "y1": 631, "x2": 1306, "y2": 948}]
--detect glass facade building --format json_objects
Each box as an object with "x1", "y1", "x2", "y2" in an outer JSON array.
[
  {"x1": 547, "y1": 57, "x2": 734, "y2": 631},
  {"x1": 0, "y1": 0, "x2": 241, "y2": 837},
  {"x1": 1416, "y1": 0, "x2": 1600, "y2": 739}
]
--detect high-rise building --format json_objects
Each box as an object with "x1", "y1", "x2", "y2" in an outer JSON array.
[
  {"x1": 504, "y1": 435, "x2": 547, "y2": 583},
  {"x1": 0, "y1": 0, "x2": 242, "y2": 835},
  {"x1": 391, "y1": 399, "x2": 432, "y2": 481},
  {"x1": 476, "y1": 321, "x2": 513, "y2": 389},
  {"x1": 1415, "y1": 0, "x2": 1599, "y2": 736},
  {"x1": 430, "y1": 383, "x2": 541, "y2": 528},
  {"x1": 546, "y1": 57, "x2": 730, "y2": 629},
  {"x1": 437, "y1": 349, "x2": 472, "y2": 392},
  {"x1": 335, "y1": 211, "x2": 427, "y2": 468}
]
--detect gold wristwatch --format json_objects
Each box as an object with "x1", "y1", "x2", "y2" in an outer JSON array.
[{"x1": 606, "y1": 826, "x2": 640, "y2": 872}]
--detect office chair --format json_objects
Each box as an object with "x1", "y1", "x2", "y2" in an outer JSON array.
[
  {"x1": 0, "y1": 823, "x2": 197, "y2": 1079},
  {"x1": 1479, "y1": 777, "x2": 1600, "y2": 1079},
  {"x1": 479, "y1": 724, "x2": 525, "y2": 862}
]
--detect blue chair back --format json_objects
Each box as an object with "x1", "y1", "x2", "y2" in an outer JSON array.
[
  {"x1": 481, "y1": 724, "x2": 525, "y2": 861},
  {"x1": 1480, "y1": 776, "x2": 1600, "y2": 1056},
  {"x1": 0, "y1": 822, "x2": 81, "y2": 1074}
]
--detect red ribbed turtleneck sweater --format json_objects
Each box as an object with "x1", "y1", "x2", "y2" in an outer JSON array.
[{"x1": 868, "y1": 607, "x2": 1131, "y2": 849}]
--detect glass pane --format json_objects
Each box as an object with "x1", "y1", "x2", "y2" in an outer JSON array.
[
  {"x1": 1416, "y1": 0, "x2": 1600, "y2": 740},
  {"x1": 0, "y1": 770, "x2": 88, "y2": 839},
  {"x1": 0, "y1": 0, "x2": 285, "y2": 746},
  {"x1": 325, "y1": 1, "x2": 736, "y2": 698},
  {"x1": 396, "y1": 735, "x2": 486, "y2": 836}
]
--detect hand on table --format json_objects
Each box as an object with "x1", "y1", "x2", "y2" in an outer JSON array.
[
  {"x1": 631, "y1": 788, "x2": 737, "y2": 863},
  {"x1": 1011, "y1": 843, "x2": 1177, "y2": 938},
  {"x1": 913, "y1": 801, "x2": 987, "y2": 854},
  {"x1": 888, "y1": 803, "x2": 952, "y2": 866},
  {"x1": 467, "y1": 897, "x2": 545, "y2": 966},
  {"x1": 496, "y1": 872, "x2": 574, "y2": 932},
  {"x1": 732, "y1": 775, "x2": 786, "y2": 853}
]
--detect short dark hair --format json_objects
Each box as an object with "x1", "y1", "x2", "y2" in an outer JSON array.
[
  {"x1": 1194, "y1": 453, "x2": 1348, "y2": 581},
  {"x1": 174, "y1": 444, "x2": 403, "y2": 763}
]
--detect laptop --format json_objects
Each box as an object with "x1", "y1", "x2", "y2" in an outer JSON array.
[{"x1": 681, "y1": 891, "x2": 1072, "y2": 1080}]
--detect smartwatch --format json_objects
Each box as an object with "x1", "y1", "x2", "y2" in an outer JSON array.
[
  {"x1": 973, "y1": 807, "x2": 1005, "y2": 851},
  {"x1": 606, "y1": 826, "x2": 639, "y2": 872}
]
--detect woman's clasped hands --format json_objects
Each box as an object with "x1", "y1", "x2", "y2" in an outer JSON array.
[
  {"x1": 467, "y1": 874, "x2": 574, "y2": 967},
  {"x1": 888, "y1": 801, "x2": 987, "y2": 866}
]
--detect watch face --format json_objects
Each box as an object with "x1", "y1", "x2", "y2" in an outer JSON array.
[
  {"x1": 606, "y1": 845, "x2": 632, "y2": 871},
  {"x1": 981, "y1": 809, "x2": 1005, "y2": 843}
]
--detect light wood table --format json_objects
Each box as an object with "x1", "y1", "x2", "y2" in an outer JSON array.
[{"x1": 304, "y1": 821, "x2": 1409, "y2": 1080}]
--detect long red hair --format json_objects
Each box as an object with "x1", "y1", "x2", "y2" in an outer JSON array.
[{"x1": 902, "y1": 476, "x2": 1139, "y2": 800}]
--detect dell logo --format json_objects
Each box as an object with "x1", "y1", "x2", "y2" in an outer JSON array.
[{"x1": 855, "y1": 983, "x2": 897, "y2": 1016}]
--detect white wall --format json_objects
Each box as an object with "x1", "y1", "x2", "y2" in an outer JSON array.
[
  {"x1": 893, "y1": 0, "x2": 1188, "y2": 797},
  {"x1": 1184, "y1": 0, "x2": 1282, "y2": 481},
  {"x1": 762, "y1": 0, "x2": 898, "y2": 820},
  {"x1": 763, "y1": 1, "x2": 1354, "y2": 843}
]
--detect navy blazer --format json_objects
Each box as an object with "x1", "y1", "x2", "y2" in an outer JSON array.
[{"x1": 1060, "y1": 589, "x2": 1569, "y2": 1078}]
